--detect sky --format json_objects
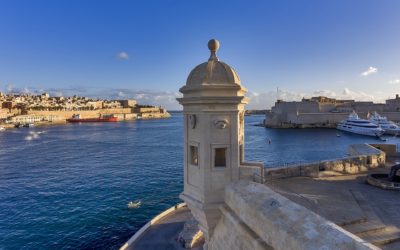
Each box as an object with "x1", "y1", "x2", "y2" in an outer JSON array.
[{"x1": 0, "y1": 0, "x2": 400, "y2": 110}]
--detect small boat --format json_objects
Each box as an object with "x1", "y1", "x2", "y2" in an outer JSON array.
[
  {"x1": 14, "y1": 123, "x2": 22, "y2": 128},
  {"x1": 337, "y1": 111, "x2": 385, "y2": 137},
  {"x1": 0, "y1": 126, "x2": 5, "y2": 131},
  {"x1": 369, "y1": 111, "x2": 400, "y2": 135},
  {"x1": 23, "y1": 123, "x2": 34, "y2": 128},
  {"x1": 128, "y1": 200, "x2": 141, "y2": 209}
]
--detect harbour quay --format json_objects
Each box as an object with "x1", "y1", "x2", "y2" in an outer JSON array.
[
  {"x1": 0, "y1": 92, "x2": 170, "y2": 127},
  {"x1": 266, "y1": 95, "x2": 400, "y2": 128}
]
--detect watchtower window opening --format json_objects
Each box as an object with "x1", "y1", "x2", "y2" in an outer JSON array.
[
  {"x1": 240, "y1": 144, "x2": 244, "y2": 163},
  {"x1": 190, "y1": 145, "x2": 198, "y2": 166},
  {"x1": 214, "y1": 148, "x2": 227, "y2": 167}
]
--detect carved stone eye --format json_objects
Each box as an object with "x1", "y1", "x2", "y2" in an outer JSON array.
[
  {"x1": 214, "y1": 119, "x2": 229, "y2": 129},
  {"x1": 189, "y1": 114, "x2": 197, "y2": 129}
]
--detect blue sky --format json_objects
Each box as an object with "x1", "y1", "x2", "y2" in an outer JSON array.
[{"x1": 1, "y1": 0, "x2": 400, "y2": 109}]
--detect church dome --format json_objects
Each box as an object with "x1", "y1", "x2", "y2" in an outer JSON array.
[{"x1": 185, "y1": 39, "x2": 241, "y2": 86}]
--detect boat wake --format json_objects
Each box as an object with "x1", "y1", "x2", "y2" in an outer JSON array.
[
  {"x1": 25, "y1": 131, "x2": 47, "y2": 141},
  {"x1": 127, "y1": 200, "x2": 141, "y2": 209}
]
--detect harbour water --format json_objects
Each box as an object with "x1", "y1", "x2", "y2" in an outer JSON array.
[{"x1": 0, "y1": 114, "x2": 398, "y2": 249}]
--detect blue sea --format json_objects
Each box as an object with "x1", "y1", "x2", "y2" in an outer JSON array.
[{"x1": 0, "y1": 114, "x2": 398, "y2": 249}]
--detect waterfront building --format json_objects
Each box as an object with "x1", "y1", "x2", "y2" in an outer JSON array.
[
  {"x1": 0, "y1": 93, "x2": 169, "y2": 123},
  {"x1": 9, "y1": 114, "x2": 60, "y2": 123},
  {"x1": 266, "y1": 95, "x2": 400, "y2": 128}
]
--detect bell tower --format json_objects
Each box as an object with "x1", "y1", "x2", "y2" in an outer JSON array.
[{"x1": 177, "y1": 39, "x2": 248, "y2": 243}]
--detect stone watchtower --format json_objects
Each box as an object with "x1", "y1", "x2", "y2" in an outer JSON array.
[{"x1": 177, "y1": 39, "x2": 255, "y2": 244}]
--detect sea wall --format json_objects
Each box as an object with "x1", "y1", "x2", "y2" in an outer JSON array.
[
  {"x1": 208, "y1": 181, "x2": 378, "y2": 250},
  {"x1": 264, "y1": 144, "x2": 386, "y2": 180},
  {"x1": 27, "y1": 108, "x2": 133, "y2": 119},
  {"x1": 25, "y1": 109, "x2": 170, "y2": 121}
]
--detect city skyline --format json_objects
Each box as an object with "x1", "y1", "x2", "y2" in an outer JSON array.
[{"x1": 1, "y1": 0, "x2": 400, "y2": 109}]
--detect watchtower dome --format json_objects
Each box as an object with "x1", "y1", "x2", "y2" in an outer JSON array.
[{"x1": 177, "y1": 39, "x2": 249, "y2": 244}]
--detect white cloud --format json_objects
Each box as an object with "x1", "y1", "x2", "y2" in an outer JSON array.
[
  {"x1": 2, "y1": 84, "x2": 389, "y2": 111},
  {"x1": 116, "y1": 52, "x2": 129, "y2": 60},
  {"x1": 360, "y1": 66, "x2": 378, "y2": 76},
  {"x1": 244, "y1": 87, "x2": 387, "y2": 110},
  {"x1": 388, "y1": 79, "x2": 400, "y2": 85},
  {"x1": 22, "y1": 87, "x2": 30, "y2": 94},
  {"x1": 6, "y1": 83, "x2": 14, "y2": 92}
]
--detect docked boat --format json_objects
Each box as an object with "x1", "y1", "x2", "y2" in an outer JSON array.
[
  {"x1": 0, "y1": 126, "x2": 5, "y2": 131},
  {"x1": 337, "y1": 111, "x2": 385, "y2": 137},
  {"x1": 22, "y1": 123, "x2": 34, "y2": 128},
  {"x1": 66, "y1": 114, "x2": 118, "y2": 123},
  {"x1": 369, "y1": 112, "x2": 400, "y2": 135}
]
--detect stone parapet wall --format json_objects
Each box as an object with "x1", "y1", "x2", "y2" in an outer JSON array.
[
  {"x1": 239, "y1": 162, "x2": 264, "y2": 183},
  {"x1": 264, "y1": 144, "x2": 386, "y2": 180},
  {"x1": 209, "y1": 205, "x2": 272, "y2": 250},
  {"x1": 369, "y1": 143, "x2": 400, "y2": 157},
  {"x1": 209, "y1": 181, "x2": 378, "y2": 250}
]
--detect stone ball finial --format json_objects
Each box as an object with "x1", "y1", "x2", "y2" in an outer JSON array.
[
  {"x1": 208, "y1": 39, "x2": 220, "y2": 61},
  {"x1": 208, "y1": 39, "x2": 220, "y2": 52}
]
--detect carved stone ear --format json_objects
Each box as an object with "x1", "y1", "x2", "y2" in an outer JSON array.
[{"x1": 214, "y1": 119, "x2": 229, "y2": 129}]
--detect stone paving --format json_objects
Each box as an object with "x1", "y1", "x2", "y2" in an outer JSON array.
[{"x1": 266, "y1": 166, "x2": 400, "y2": 249}]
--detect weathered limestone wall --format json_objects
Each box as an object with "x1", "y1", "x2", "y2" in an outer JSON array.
[
  {"x1": 209, "y1": 205, "x2": 272, "y2": 250},
  {"x1": 209, "y1": 181, "x2": 378, "y2": 250},
  {"x1": 266, "y1": 110, "x2": 400, "y2": 128},
  {"x1": 264, "y1": 144, "x2": 385, "y2": 180},
  {"x1": 25, "y1": 109, "x2": 169, "y2": 120},
  {"x1": 27, "y1": 108, "x2": 132, "y2": 119},
  {"x1": 239, "y1": 162, "x2": 264, "y2": 183},
  {"x1": 369, "y1": 143, "x2": 400, "y2": 157},
  {"x1": 0, "y1": 108, "x2": 19, "y2": 119}
]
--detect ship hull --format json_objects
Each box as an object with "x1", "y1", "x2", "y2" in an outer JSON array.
[{"x1": 337, "y1": 124, "x2": 384, "y2": 137}]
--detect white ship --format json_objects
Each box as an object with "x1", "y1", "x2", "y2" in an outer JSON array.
[
  {"x1": 369, "y1": 111, "x2": 400, "y2": 135},
  {"x1": 337, "y1": 111, "x2": 385, "y2": 137}
]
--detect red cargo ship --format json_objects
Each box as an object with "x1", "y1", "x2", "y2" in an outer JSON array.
[{"x1": 66, "y1": 114, "x2": 118, "y2": 123}]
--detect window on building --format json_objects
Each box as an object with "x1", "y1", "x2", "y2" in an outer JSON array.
[
  {"x1": 214, "y1": 148, "x2": 227, "y2": 167},
  {"x1": 190, "y1": 145, "x2": 198, "y2": 166}
]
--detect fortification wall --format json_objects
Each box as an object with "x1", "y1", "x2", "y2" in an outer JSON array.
[
  {"x1": 266, "y1": 109, "x2": 400, "y2": 128},
  {"x1": 381, "y1": 112, "x2": 400, "y2": 122},
  {"x1": 0, "y1": 108, "x2": 19, "y2": 119},
  {"x1": 209, "y1": 181, "x2": 378, "y2": 250},
  {"x1": 27, "y1": 108, "x2": 133, "y2": 119}
]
